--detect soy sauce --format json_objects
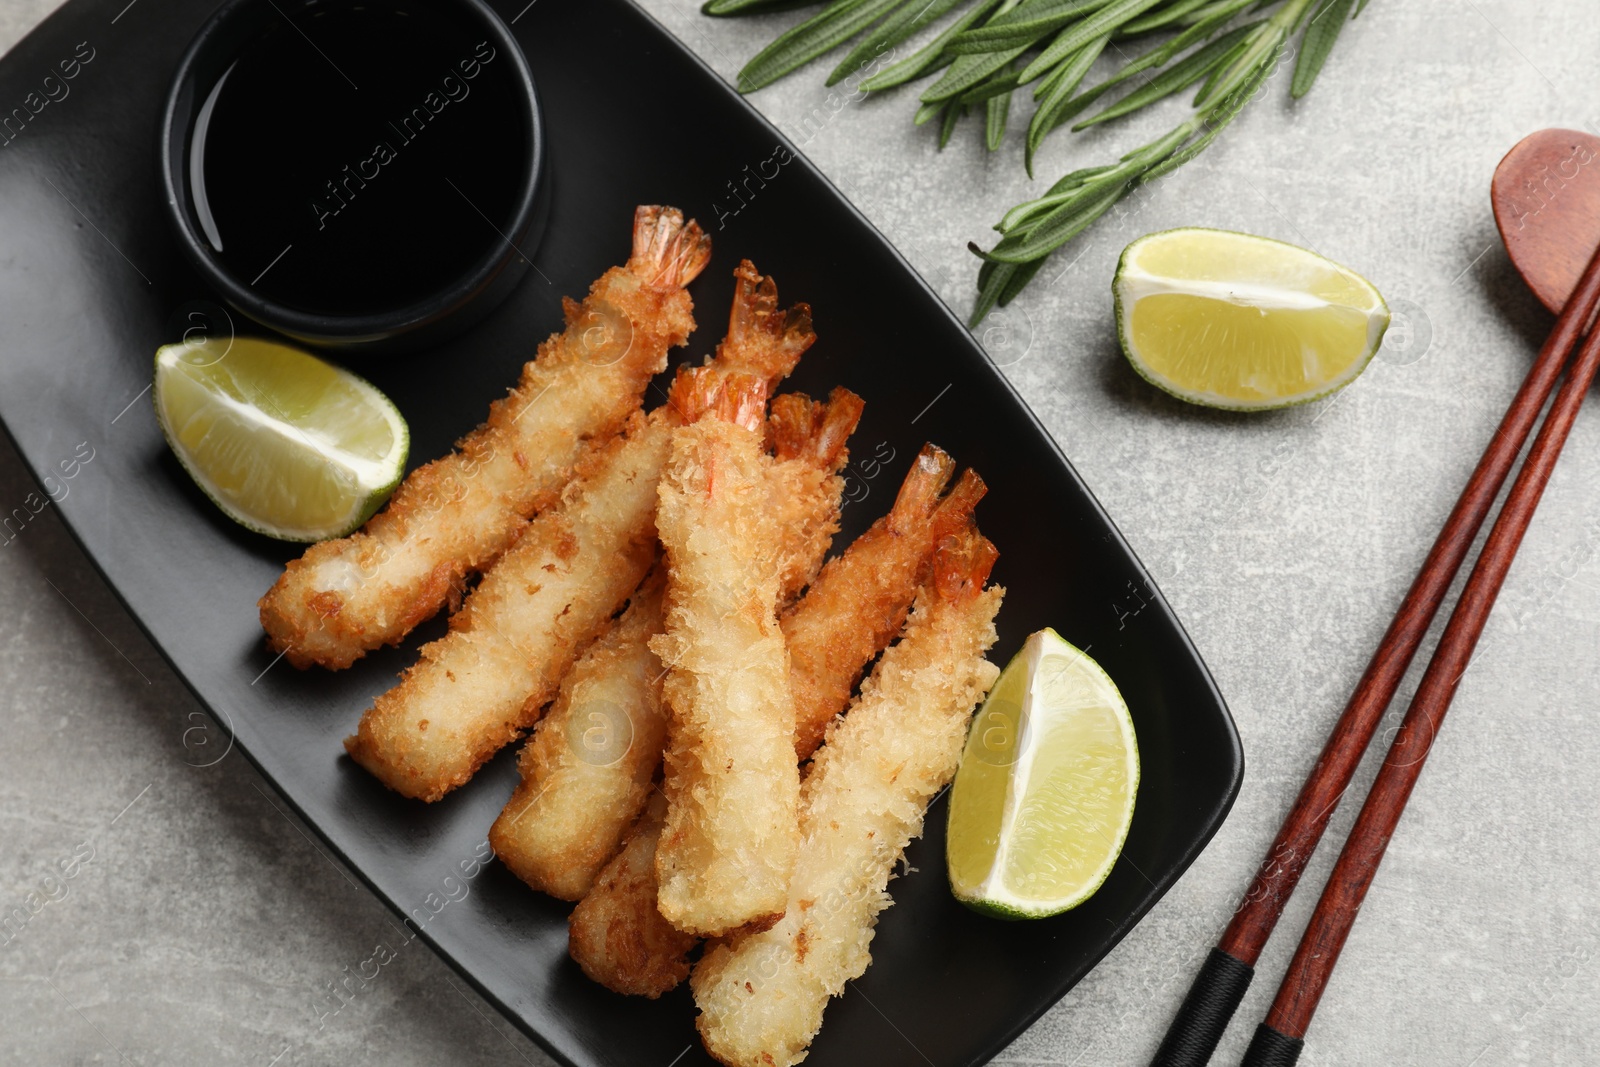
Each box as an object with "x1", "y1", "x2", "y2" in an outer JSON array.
[{"x1": 193, "y1": 0, "x2": 526, "y2": 316}]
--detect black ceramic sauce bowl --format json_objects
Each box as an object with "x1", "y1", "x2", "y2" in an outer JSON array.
[{"x1": 159, "y1": 0, "x2": 547, "y2": 353}]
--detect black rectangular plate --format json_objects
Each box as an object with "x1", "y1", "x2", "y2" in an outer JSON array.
[{"x1": 0, "y1": 1, "x2": 1242, "y2": 1064}]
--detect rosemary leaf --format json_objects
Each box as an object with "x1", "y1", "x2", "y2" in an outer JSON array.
[
  {"x1": 1071, "y1": 0, "x2": 1251, "y2": 98},
  {"x1": 986, "y1": 80, "x2": 1013, "y2": 150},
  {"x1": 1290, "y1": 0, "x2": 1356, "y2": 98},
  {"x1": 1181, "y1": 0, "x2": 1263, "y2": 23},
  {"x1": 996, "y1": 255, "x2": 1048, "y2": 305},
  {"x1": 737, "y1": 0, "x2": 909, "y2": 93},
  {"x1": 858, "y1": 0, "x2": 1005, "y2": 91},
  {"x1": 1118, "y1": 0, "x2": 1212, "y2": 33},
  {"x1": 1016, "y1": 0, "x2": 1168, "y2": 82},
  {"x1": 825, "y1": 0, "x2": 971, "y2": 85},
  {"x1": 998, "y1": 187, "x2": 1083, "y2": 233},
  {"x1": 922, "y1": 41, "x2": 1034, "y2": 102},
  {"x1": 939, "y1": 104, "x2": 966, "y2": 148},
  {"x1": 704, "y1": 0, "x2": 1363, "y2": 322},
  {"x1": 971, "y1": 258, "x2": 1017, "y2": 325},
  {"x1": 945, "y1": 0, "x2": 1112, "y2": 55},
  {"x1": 985, "y1": 171, "x2": 1126, "y2": 260},
  {"x1": 1192, "y1": 14, "x2": 1280, "y2": 107},
  {"x1": 1190, "y1": 30, "x2": 1254, "y2": 101},
  {"x1": 1000, "y1": 163, "x2": 1118, "y2": 230},
  {"x1": 703, "y1": 0, "x2": 824, "y2": 15},
  {"x1": 959, "y1": 67, "x2": 1024, "y2": 105},
  {"x1": 1025, "y1": 35, "x2": 1109, "y2": 175},
  {"x1": 1143, "y1": 59, "x2": 1274, "y2": 182},
  {"x1": 1050, "y1": 162, "x2": 1125, "y2": 193},
  {"x1": 1032, "y1": 44, "x2": 1086, "y2": 99},
  {"x1": 1118, "y1": 0, "x2": 1255, "y2": 66},
  {"x1": 1074, "y1": 20, "x2": 1259, "y2": 129},
  {"x1": 991, "y1": 177, "x2": 1129, "y2": 261}
]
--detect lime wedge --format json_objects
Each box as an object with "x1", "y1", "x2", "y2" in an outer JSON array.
[
  {"x1": 153, "y1": 336, "x2": 408, "y2": 542},
  {"x1": 1113, "y1": 227, "x2": 1390, "y2": 410},
  {"x1": 947, "y1": 628, "x2": 1139, "y2": 919}
]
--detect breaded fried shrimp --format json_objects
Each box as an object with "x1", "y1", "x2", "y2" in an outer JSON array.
[
  {"x1": 785, "y1": 446, "x2": 986, "y2": 759},
  {"x1": 762, "y1": 389, "x2": 863, "y2": 603},
  {"x1": 692, "y1": 528, "x2": 1004, "y2": 1067},
  {"x1": 565, "y1": 447, "x2": 984, "y2": 994},
  {"x1": 651, "y1": 415, "x2": 800, "y2": 938},
  {"x1": 347, "y1": 264, "x2": 817, "y2": 801},
  {"x1": 493, "y1": 391, "x2": 859, "y2": 899},
  {"x1": 490, "y1": 571, "x2": 670, "y2": 900},
  {"x1": 343, "y1": 408, "x2": 675, "y2": 802},
  {"x1": 715, "y1": 260, "x2": 816, "y2": 388},
  {"x1": 567, "y1": 793, "x2": 698, "y2": 998},
  {"x1": 259, "y1": 206, "x2": 710, "y2": 670}
]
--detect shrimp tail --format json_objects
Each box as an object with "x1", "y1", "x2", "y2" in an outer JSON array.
[
  {"x1": 806, "y1": 388, "x2": 866, "y2": 469},
  {"x1": 932, "y1": 523, "x2": 999, "y2": 603},
  {"x1": 629, "y1": 206, "x2": 713, "y2": 290},
  {"x1": 767, "y1": 388, "x2": 865, "y2": 470},
  {"x1": 765, "y1": 393, "x2": 818, "y2": 460},
  {"x1": 716, "y1": 374, "x2": 772, "y2": 433},
  {"x1": 885, "y1": 444, "x2": 958, "y2": 534},
  {"x1": 929, "y1": 467, "x2": 987, "y2": 539},
  {"x1": 716, "y1": 260, "x2": 815, "y2": 388},
  {"x1": 666, "y1": 366, "x2": 770, "y2": 433}
]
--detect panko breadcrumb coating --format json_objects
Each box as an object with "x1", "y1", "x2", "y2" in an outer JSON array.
[
  {"x1": 492, "y1": 391, "x2": 859, "y2": 899},
  {"x1": 565, "y1": 446, "x2": 986, "y2": 994},
  {"x1": 692, "y1": 528, "x2": 1003, "y2": 1067},
  {"x1": 566, "y1": 792, "x2": 698, "y2": 998},
  {"x1": 345, "y1": 262, "x2": 819, "y2": 802},
  {"x1": 259, "y1": 206, "x2": 710, "y2": 670},
  {"x1": 651, "y1": 414, "x2": 801, "y2": 938},
  {"x1": 760, "y1": 390, "x2": 863, "y2": 603},
  {"x1": 783, "y1": 444, "x2": 986, "y2": 759},
  {"x1": 343, "y1": 407, "x2": 675, "y2": 801},
  {"x1": 490, "y1": 570, "x2": 670, "y2": 900}
]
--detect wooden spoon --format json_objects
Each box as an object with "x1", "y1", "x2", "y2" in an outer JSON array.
[{"x1": 1491, "y1": 127, "x2": 1600, "y2": 313}]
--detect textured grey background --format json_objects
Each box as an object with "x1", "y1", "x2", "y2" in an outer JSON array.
[{"x1": 3, "y1": 0, "x2": 1598, "y2": 1064}]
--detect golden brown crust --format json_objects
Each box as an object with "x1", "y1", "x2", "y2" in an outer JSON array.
[
  {"x1": 345, "y1": 259, "x2": 829, "y2": 801},
  {"x1": 258, "y1": 207, "x2": 707, "y2": 670},
  {"x1": 692, "y1": 527, "x2": 1004, "y2": 1067},
  {"x1": 490, "y1": 571, "x2": 670, "y2": 900},
  {"x1": 561, "y1": 448, "x2": 990, "y2": 1003},
  {"x1": 568, "y1": 793, "x2": 698, "y2": 998},
  {"x1": 343, "y1": 413, "x2": 671, "y2": 801},
  {"x1": 761, "y1": 389, "x2": 861, "y2": 606},
  {"x1": 784, "y1": 447, "x2": 987, "y2": 759},
  {"x1": 651, "y1": 418, "x2": 800, "y2": 938}
]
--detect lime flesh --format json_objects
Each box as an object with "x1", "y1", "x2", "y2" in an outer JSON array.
[
  {"x1": 947, "y1": 628, "x2": 1139, "y2": 919},
  {"x1": 153, "y1": 336, "x2": 408, "y2": 542},
  {"x1": 1113, "y1": 227, "x2": 1390, "y2": 411}
]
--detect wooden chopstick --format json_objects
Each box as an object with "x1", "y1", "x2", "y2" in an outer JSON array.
[
  {"x1": 1148, "y1": 241, "x2": 1600, "y2": 1067},
  {"x1": 1237, "y1": 278, "x2": 1600, "y2": 1066}
]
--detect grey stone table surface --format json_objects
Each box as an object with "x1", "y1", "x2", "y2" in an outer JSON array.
[{"x1": 3, "y1": 0, "x2": 1598, "y2": 1064}]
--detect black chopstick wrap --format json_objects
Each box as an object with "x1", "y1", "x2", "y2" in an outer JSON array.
[
  {"x1": 1149, "y1": 948, "x2": 1255, "y2": 1067},
  {"x1": 1240, "y1": 1023, "x2": 1304, "y2": 1067}
]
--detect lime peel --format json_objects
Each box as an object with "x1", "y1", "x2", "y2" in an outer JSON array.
[
  {"x1": 153, "y1": 337, "x2": 409, "y2": 542},
  {"x1": 1113, "y1": 227, "x2": 1390, "y2": 412},
  {"x1": 947, "y1": 628, "x2": 1139, "y2": 920}
]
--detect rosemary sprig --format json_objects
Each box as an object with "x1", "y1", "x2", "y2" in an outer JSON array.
[{"x1": 708, "y1": 0, "x2": 1371, "y2": 321}]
